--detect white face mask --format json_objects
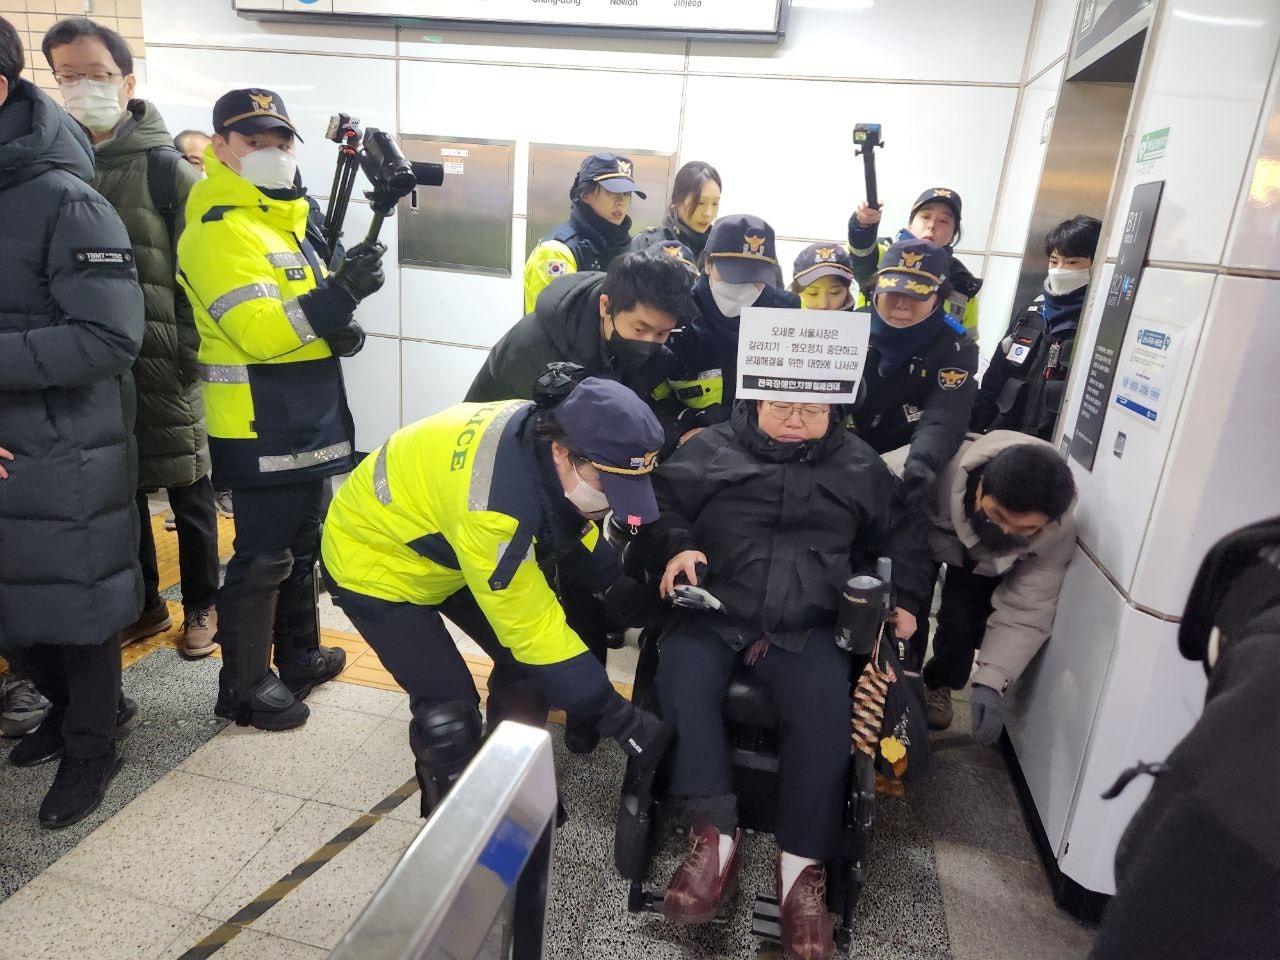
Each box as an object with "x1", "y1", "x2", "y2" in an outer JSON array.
[
  {"x1": 709, "y1": 279, "x2": 763, "y2": 318},
  {"x1": 564, "y1": 464, "x2": 610, "y2": 520},
  {"x1": 1045, "y1": 267, "x2": 1090, "y2": 297},
  {"x1": 235, "y1": 146, "x2": 298, "y2": 191},
  {"x1": 63, "y1": 78, "x2": 125, "y2": 134}
]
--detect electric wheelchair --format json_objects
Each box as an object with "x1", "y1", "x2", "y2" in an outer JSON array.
[{"x1": 612, "y1": 560, "x2": 910, "y2": 953}]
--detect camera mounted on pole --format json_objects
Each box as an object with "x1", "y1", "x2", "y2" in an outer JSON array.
[
  {"x1": 853, "y1": 123, "x2": 885, "y2": 209},
  {"x1": 322, "y1": 113, "x2": 446, "y2": 261}
]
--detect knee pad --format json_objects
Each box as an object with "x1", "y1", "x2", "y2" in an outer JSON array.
[
  {"x1": 409, "y1": 699, "x2": 483, "y2": 816},
  {"x1": 245, "y1": 549, "x2": 294, "y2": 592}
]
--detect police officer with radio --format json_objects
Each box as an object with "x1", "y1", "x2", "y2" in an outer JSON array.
[
  {"x1": 848, "y1": 187, "x2": 983, "y2": 340},
  {"x1": 849, "y1": 239, "x2": 978, "y2": 508},
  {"x1": 971, "y1": 215, "x2": 1101, "y2": 440},
  {"x1": 177, "y1": 88, "x2": 385, "y2": 731},
  {"x1": 522, "y1": 152, "x2": 645, "y2": 313}
]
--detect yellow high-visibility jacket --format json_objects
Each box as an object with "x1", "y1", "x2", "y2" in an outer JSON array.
[
  {"x1": 321, "y1": 400, "x2": 614, "y2": 666},
  {"x1": 177, "y1": 148, "x2": 354, "y2": 487}
]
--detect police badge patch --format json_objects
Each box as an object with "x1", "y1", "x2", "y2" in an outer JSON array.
[{"x1": 938, "y1": 367, "x2": 969, "y2": 391}]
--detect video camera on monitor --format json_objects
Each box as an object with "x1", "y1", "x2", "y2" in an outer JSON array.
[{"x1": 321, "y1": 112, "x2": 445, "y2": 261}]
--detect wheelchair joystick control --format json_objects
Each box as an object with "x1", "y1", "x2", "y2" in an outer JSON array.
[
  {"x1": 836, "y1": 573, "x2": 886, "y2": 655},
  {"x1": 669, "y1": 563, "x2": 725, "y2": 614}
]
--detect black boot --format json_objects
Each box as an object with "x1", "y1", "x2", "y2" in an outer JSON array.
[
  {"x1": 214, "y1": 552, "x2": 309, "y2": 731},
  {"x1": 10, "y1": 697, "x2": 137, "y2": 769},
  {"x1": 599, "y1": 698, "x2": 673, "y2": 775},
  {"x1": 273, "y1": 562, "x2": 345, "y2": 700},
  {"x1": 38, "y1": 746, "x2": 122, "y2": 829}
]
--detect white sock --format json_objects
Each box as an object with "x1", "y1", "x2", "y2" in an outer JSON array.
[
  {"x1": 717, "y1": 832, "x2": 735, "y2": 870},
  {"x1": 779, "y1": 850, "x2": 820, "y2": 900}
]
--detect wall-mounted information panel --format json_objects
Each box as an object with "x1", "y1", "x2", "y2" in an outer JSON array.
[
  {"x1": 235, "y1": 0, "x2": 790, "y2": 43},
  {"x1": 526, "y1": 144, "x2": 676, "y2": 258},
  {"x1": 397, "y1": 135, "x2": 515, "y2": 277}
]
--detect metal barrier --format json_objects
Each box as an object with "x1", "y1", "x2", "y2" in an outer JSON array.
[{"x1": 329, "y1": 722, "x2": 558, "y2": 960}]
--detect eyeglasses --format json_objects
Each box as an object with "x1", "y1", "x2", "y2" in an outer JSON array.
[
  {"x1": 53, "y1": 69, "x2": 122, "y2": 86},
  {"x1": 763, "y1": 402, "x2": 829, "y2": 424}
]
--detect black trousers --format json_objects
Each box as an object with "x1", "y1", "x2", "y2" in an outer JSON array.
[
  {"x1": 326, "y1": 579, "x2": 619, "y2": 723},
  {"x1": 920, "y1": 565, "x2": 1002, "y2": 691},
  {"x1": 656, "y1": 622, "x2": 853, "y2": 861},
  {"x1": 136, "y1": 476, "x2": 220, "y2": 611},
  {"x1": 5, "y1": 634, "x2": 122, "y2": 759},
  {"x1": 221, "y1": 480, "x2": 325, "y2": 636}
]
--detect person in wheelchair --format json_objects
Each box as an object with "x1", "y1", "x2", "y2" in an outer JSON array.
[{"x1": 637, "y1": 397, "x2": 933, "y2": 960}]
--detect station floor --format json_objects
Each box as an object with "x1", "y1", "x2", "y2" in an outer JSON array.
[{"x1": 0, "y1": 503, "x2": 1099, "y2": 960}]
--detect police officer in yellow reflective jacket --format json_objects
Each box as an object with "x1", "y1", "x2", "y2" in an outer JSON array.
[
  {"x1": 523, "y1": 152, "x2": 645, "y2": 313},
  {"x1": 177, "y1": 89, "x2": 386, "y2": 731},
  {"x1": 320, "y1": 378, "x2": 673, "y2": 814}
]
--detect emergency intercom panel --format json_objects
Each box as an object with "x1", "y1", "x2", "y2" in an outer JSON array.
[
  {"x1": 526, "y1": 144, "x2": 678, "y2": 257},
  {"x1": 397, "y1": 135, "x2": 516, "y2": 277}
]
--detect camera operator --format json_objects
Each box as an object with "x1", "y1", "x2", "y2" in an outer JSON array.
[
  {"x1": 638, "y1": 398, "x2": 932, "y2": 958},
  {"x1": 176, "y1": 88, "x2": 385, "y2": 731}
]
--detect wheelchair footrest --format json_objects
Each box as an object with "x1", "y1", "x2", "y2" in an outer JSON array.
[{"x1": 751, "y1": 894, "x2": 782, "y2": 943}]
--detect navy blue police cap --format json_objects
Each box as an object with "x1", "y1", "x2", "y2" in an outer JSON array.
[
  {"x1": 910, "y1": 187, "x2": 962, "y2": 225},
  {"x1": 704, "y1": 214, "x2": 778, "y2": 285},
  {"x1": 793, "y1": 242, "x2": 855, "y2": 288},
  {"x1": 652, "y1": 240, "x2": 699, "y2": 278},
  {"x1": 213, "y1": 88, "x2": 303, "y2": 141},
  {"x1": 575, "y1": 152, "x2": 646, "y2": 198},
  {"x1": 874, "y1": 238, "x2": 949, "y2": 301},
  {"x1": 552, "y1": 378, "x2": 665, "y2": 526}
]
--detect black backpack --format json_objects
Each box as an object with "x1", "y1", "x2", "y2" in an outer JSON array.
[{"x1": 146, "y1": 145, "x2": 186, "y2": 245}]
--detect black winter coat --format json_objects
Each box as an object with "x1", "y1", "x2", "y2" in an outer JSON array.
[
  {"x1": 664, "y1": 276, "x2": 800, "y2": 427},
  {"x1": 642, "y1": 404, "x2": 933, "y2": 652},
  {"x1": 851, "y1": 307, "x2": 978, "y2": 481},
  {"x1": 466, "y1": 271, "x2": 675, "y2": 405},
  {"x1": 0, "y1": 80, "x2": 145, "y2": 649}
]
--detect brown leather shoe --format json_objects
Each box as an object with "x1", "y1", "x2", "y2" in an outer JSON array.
[
  {"x1": 181, "y1": 606, "x2": 217, "y2": 659},
  {"x1": 120, "y1": 602, "x2": 173, "y2": 647},
  {"x1": 779, "y1": 860, "x2": 835, "y2": 960},
  {"x1": 662, "y1": 823, "x2": 741, "y2": 924}
]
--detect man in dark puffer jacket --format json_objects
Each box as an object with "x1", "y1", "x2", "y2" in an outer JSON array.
[
  {"x1": 44, "y1": 18, "x2": 217, "y2": 658},
  {"x1": 0, "y1": 20, "x2": 145, "y2": 829}
]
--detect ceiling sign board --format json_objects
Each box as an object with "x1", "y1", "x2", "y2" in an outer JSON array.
[{"x1": 235, "y1": 0, "x2": 790, "y2": 42}]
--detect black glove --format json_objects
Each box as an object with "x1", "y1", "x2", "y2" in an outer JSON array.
[
  {"x1": 323, "y1": 320, "x2": 366, "y2": 358},
  {"x1": 900, "y1": 460, "x2": 937, "y2": 510},
  {"x1": 330, "y1": 241, "x2": 386, "y2": 303},
  {"x1": 295, "y1": 242, "x2": 386, "y2": 337}
]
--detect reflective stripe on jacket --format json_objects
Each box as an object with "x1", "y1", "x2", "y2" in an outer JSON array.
[
  {"x1": 176, "y1": 148, "x2": 354, "y2": 487},
  {"x1": 320, "y1": 400, "x2": 599, "y2": 667}
]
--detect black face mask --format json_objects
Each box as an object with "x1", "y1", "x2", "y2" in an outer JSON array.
[
  {"x1": 606, "y1": 320, "x2": 663, "y2": 375},
  {"x1": 966, "y1": 498, "x2": 1032, "y2": 553}
]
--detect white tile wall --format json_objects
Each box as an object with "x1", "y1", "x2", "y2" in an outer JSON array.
[
  {"x1": 1027, "y1": 0, "x2": 1079, "y2": 81},
  {"x1": 1224, "y1": 64, "x2": 1280, "y2": 272},
  {"x1": 400, "y1": 217, "x2": 527, "y2": 348},
  {"x1": 397, "y1": 26, "x2": 685, "y2": 71},
  {"x1": 341, "y1": 334, "x2": 400, "y2": 450},
  {"x1": 688, "y1": 0, "x2": 1035, "y2": 85},
  {"x1": 975, "y1": 254, "x2": 1023, "y2": 361},
  {"x1": 991, "y1": 62, "x2": 1065, "y2": 256},
  {"x1": 143, "y1": 46, "x2": 397, "y2": 200},
  {"x1": 146, "y1": 0, "x2": 1084, "y2": 434},
  {"x1": 401, "y1": 341, "x2": 489, "y2": 424},
  {"x1": 681, "y1": 75, "x2": 1018, "y2": 246},
  {"x1": 1103, "y1": 0, "x2": 1280, "y2": 266},
  {"x1": 1059, "y1": 265, "x2": 1215, "y2": 594},
  {"x1": 1130, "y1": 275, "x2": 1280, "y2": 615}
]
